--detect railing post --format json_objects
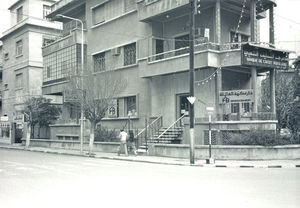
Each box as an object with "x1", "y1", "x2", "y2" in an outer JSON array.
[{"x1": 145, "y1": 118, "x2": 148, "y2": 150}]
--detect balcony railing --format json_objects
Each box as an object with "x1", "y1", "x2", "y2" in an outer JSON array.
[
  {"x1": 61, "y1": 19, "x2": 87, "y2": 37},
  {"x1": 147, "y1": 39, "x2": 276, "y2": 63},
  {"x1": 147, "y1": 40, "x2": 245, "y2": 62},
  {"x1": 196, "y1": 112, "x2": 277, "y2": 122}
]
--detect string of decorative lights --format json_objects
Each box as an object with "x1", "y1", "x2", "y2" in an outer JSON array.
[{"x1": 195, "y1": 0, "x2": 247, "y2": 86}]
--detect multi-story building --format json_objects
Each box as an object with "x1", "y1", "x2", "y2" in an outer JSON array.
[
  {"x1": 44, "y1": 0, "x2": 289, "y2": 145},
  {"x1": 0, "y1": 0, "x2": 61, "y2": 142}
]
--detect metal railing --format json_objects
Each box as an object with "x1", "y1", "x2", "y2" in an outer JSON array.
[
  {"x1": 61, "y1": 19, "x2": 87, "y2": 37},
  {"x1": 155, "y1": 114, "x2": 185, "y2": 143},
  {"x1": 196, "y1": 112, "x2": 277, "y2": 122},
  {"x1": 135, "y1": 116, "x2": 163, "y2": 149},
  {"x1": 147, "y1": 40, "x2": 275, "y2": 63}
]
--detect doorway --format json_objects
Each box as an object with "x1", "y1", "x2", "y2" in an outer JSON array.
[{"x1": 177, "y1": 94, "x2": 189, "y2": 119}]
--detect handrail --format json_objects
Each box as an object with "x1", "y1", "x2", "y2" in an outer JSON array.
[
  {"x1": 135, "y1": 116, "x2": 162, "y2": 138},
  {"x1": 157, "y1": 114, "x2": 185, "y2": 139}
]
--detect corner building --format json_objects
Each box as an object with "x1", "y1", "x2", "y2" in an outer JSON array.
[
  {"x1": 0, "y1": 0, "x2": 61, "y2": 143},
  {"x1": 44, "y1": 0, "x2": 289, "y2": 145}
]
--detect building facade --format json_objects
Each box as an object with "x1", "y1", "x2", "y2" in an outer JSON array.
[
  {"x1": 0, "y1": 0, "x2": 61, "y2": 143},
  {"x1": 43, "y1": 0, "x2": 289, "y2": 145}
]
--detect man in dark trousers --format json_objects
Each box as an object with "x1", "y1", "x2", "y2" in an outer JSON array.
[{"x1": 127, "y1": 130, "x2": 137, "y2": 155}]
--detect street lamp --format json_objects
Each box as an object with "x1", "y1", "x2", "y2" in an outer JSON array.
[{"x1": 56, "y1": 14, "x2": 85, "y2": 154}]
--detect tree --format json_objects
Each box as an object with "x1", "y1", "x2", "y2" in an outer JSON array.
[
  {"x1": 260, "y1": 71, "x2": 295, "y2": 129},
  {"x1": 23, "y1": 97, "x2": 61, "y2": 144},
  {"x1": 67, "y1": 68, "x2": 127, "y2": 155}
]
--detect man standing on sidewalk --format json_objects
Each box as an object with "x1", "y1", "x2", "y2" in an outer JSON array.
[{"x1": 117, "y1": 129, "x2": 128, "y2": 156}]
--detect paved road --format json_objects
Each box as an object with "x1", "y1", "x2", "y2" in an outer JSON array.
[{"x1": 1, "y1": 149, "x2": 299, "y2": 208}]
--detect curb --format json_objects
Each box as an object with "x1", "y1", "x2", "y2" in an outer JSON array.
[{"x1": 1, "y1": 146, "x2": 300, "y2": 168}]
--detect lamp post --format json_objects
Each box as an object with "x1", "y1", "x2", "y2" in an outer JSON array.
[{"x1": 56, "y1": 14, "x2": 84, "y2": 154}]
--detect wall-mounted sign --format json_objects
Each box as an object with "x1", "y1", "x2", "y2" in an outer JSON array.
[
  {"x1": 64, "y1": 90, "x2": 81, "y2": 103},
  {"x1": 241, "y1": 43, "x2": 289, "y2": 70},
  {"x1": 43, "y1": 95, "x2": 63, "y2": 104},
  {"x1": 107, "y1": 99, "x2": 117, "y2": 118},
  {"x1": 13, "y1": 114, "x2": 24, "y2": 123},
  {"x1": 219, "y1": 90, "x2": 253, "y2": 104},
  {"x1": 0, "y1": 115, "x2": 9, "y2": 122}
]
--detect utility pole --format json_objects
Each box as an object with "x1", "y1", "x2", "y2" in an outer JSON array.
[{"x1": 189, "y1": 0, "x2": 195, "y2": 164}]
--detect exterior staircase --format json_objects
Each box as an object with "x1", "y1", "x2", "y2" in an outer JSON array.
[
  {"x1": 136, "y1": 115, "x2": 185, "y2": 154},
  {"x1": 147, "y1": 127, "x2": 183, "y2": 144}
]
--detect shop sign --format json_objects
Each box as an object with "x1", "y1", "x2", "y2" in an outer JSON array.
[
  {"x1": 219, "y1": 90, "x2": 253, "y2": 104},
  {"x1": 13, "y1": 114, "x2": 24, "y2": 123},
  {"x1": 0, "y1": 115, "x2": 9, "y2": 122},
  {"x1": 241, "y1": 44, "x2": 289, "y2": 70}
]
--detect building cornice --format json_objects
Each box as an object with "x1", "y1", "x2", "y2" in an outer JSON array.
[{"x1": 1, "y1": 17, "x2": 61, "y2": 40}]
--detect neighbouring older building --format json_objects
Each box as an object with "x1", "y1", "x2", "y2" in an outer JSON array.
[
  {"x1": 43, "y1": 0, "x2": 289, "y2": 146},
  {"x1": 0, "y1": 0, "x2": 61, "y2": 144}
]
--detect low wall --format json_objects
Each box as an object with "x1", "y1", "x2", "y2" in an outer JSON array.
[
  {"x1": 24, "y1": 139, "x2": 120, "y2": 153},
  {"x1": 24, "y1": 139, "x2": 300, "y2": 160},
  {"x1": 147, "y1": 144, "x2": 300, "y2": 160}
]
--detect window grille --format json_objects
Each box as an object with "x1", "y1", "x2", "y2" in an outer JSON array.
[
  {"x1": 124, "y1": 43, "x2": 136, "y2": 66},
  {"x1": 94, "y1": 52, "x2": 106, "y2": 72}
]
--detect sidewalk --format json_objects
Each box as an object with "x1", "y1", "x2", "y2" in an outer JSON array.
[{"x1": 1, "y1": 143, "x2": 300, "y2": 168}]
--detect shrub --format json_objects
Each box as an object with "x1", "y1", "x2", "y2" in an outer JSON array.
[
  {"x1": 94, "y1": 126, "x2": 119, "y2": 142},
  {"x1": 222, "y1": 129, "x2": 300, "y2": 146}
]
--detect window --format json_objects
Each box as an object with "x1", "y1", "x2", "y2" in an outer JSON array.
[
  {"x1": 92, "y1": 4, "x2": 105, "y2": 25},
  {"x1": 16, "y1": 6, "x2": 23, "y2": 23},
  {"x1": 61, "y1": 61, "x2": 68, "y2": 76},
  {"x1": 230, "y1": 32, "x2": 249, "y2": 49},
  {"x1": 242, "y1": 102, "x2": 250, "y2": 113},
  {"x1": 124, "y1": 43, "x2": 136, "y2": 66},
  {"x1": 241, "y1": 34, "x2": 249, "y2": 43},
  {"x1": 125, "y1": 96, "x2": 136, "y2": 115},
  {"x1": 43, "y1": 45, "x2": 78, "y2": 83},
  {"x1": 15, "y1": 73, "x2": 23, "y2": 88},
  {"x1": 230, "y1": 31, "x2": 239, "y2": 49},
  {"x1": 4, "y1": 84, "x2": 8, "y2": 90},
  {"x1": 175, "y1": 34, "x2": 189, "y2": 55},
  {"x1": 231, "y1": 103, "x2": 240, "y2": 113},
  {"x1": 16, "y1": 40, "x2": 23, "y2": 56},
  {"x1": 94, "y1": 52, "x2": 105, "y2": 72},
  {"x1": 43, "y1": 38, "x2": 55, "y2": 47},
  {"x1": 4, "y1": 53, "x2": 9, "y2": 60},
  {"x1": 107, "y1": 96, "x2": 137, "y2": 118},
  {"x1": 46, "y1": 66, "x2": 51, "y2": 78},
  {"x1": 43, "y1": 5, "x2": 51, "y2": 19}
]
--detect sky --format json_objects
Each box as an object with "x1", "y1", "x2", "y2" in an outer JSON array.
[{"x1": 0, "y1": 0, "x2": 299, "y2": 56}]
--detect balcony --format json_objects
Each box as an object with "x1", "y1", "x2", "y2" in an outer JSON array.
[
  {"x1": 137, "y1": 0, "x2": 189, "y2": 22},
  {"x1": 138, "y1": 39, "x2": 289, "y2": 78},
  {"x1": 48, "y1": 0, "x2": 84, "y2": 19},
  {"x1": 42, "y1": 23, "x2": 87, "y2": 57},
  {"x1": 137, "y1": 0, "x2": 276, "y2": 22},
  {"x1": 138, "y1": 40, "x2": 242, "y2": 78}
]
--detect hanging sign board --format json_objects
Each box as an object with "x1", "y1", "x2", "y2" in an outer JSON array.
[
  {"x1": 241, "y1": 43, "x2": 289, "y2": 70},
  {"x1": 219, "y1": 90, "x2": 253, "y2": 104}
]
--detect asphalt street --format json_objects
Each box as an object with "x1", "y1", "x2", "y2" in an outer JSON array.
[{"x1": 0, "y1": 149, "x2": 299, "y2": 208}]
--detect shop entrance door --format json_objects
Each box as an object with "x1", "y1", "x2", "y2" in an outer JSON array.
[{"x1": 177, "y1": 94, "x2": 189, "y2": 119}]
